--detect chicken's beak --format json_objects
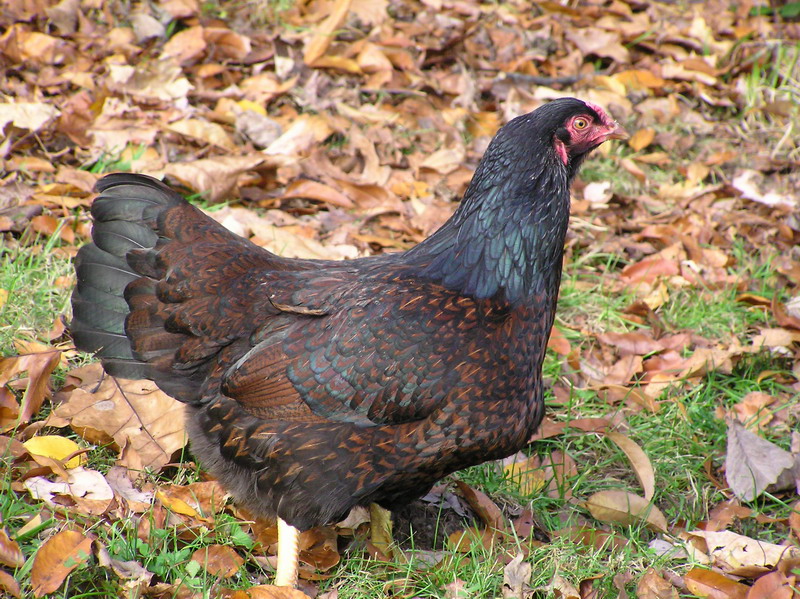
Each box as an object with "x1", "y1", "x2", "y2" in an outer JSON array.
[{"x1": 605, "y1": 122, "x2": 628, "y2": 141}]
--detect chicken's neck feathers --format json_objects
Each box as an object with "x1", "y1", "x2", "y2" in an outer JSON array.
[{"x1": 406, "y1": 148, "x2": 571, "y2": 306}]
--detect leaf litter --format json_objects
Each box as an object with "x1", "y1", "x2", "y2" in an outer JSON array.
[{"x1": 1, "y1": 0, "x2": 799, "y2": 596}]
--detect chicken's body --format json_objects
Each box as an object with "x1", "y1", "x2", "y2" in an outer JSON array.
[{"x1": 70, "y1": 98, "x2": 625, "y2": 584}]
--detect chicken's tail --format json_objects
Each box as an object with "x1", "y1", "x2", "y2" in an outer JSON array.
[
  {"x1": 71, "y1": 174, "x2": 183, "y2": 381},
  {"x1": 70, "y1": 173, "x2": 280, "y2": 403}
]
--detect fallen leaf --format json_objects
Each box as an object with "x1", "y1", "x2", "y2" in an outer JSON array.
[
  {"x1": 0, "y1": 102, "x2": 60, "y2": 132},
  {"x1": 605, "y1": 432, "x2": 656, "y2": 501},
  {"x1": 629, "y1": 128, "x2": 656, "y2": 152},
  {"x1": 303, "y1": 0, "x2": 353, "y2": 66},
  {"x1": 583, "y1": 490, "x2": 668, "y2": 532},
  {"x1": 164, "y1": 154, "x2": 268, "y2": 202},
  {"x1": 724, "y1": 421, "x2": 795, "y2": 501},
  {"x1": 598, "y1": 332, "x2": 665, "y2": 356},
  {"x1": 537, "y1": 574, "x2": 580, "y2": 599},
  {"x1": 30, "y1": 530, "x2": 93, "y2": 597},
  {"x1": 49, "y1": 363, "x2": 187, "y2": 472},
  {"x1": 0, "y1": 569, "x2": 21, "y2": 598},
  {"x1": 0, "y1": 351, "x2": 61, "y2": 431},
  {"x1": 683, "y1": 568, "x2": 748, "y2": 599},
  {"x1": 455, "y1": 480, "x2": 507, "y2": 532},
  {"x1": 746, "y1": 570, "x2": 798, "y2": 599},
  {"x1": 687, "y1": 530, "x2": 800, "y2": 576},
  {"x1": 167, "y1": 118, "x2": 237, "y2": 151},
  {"x1": 23, "y1": 435, "x2": 86, "y2": 469},
  {"x1": 223, "y1": 585, "x2": 312, "y2": 598},
  {"x1": 0, "y1": 527, "x2": 24, "y2": 568},
  {"x1": 636, "y1": 568, "x2": 677, "y2": 599},
  {"x1": 503, "y1": 453, "x2": 546, "y2": 496},
  {"x1": 503, "y1": 553, "x2": 532, "y2": 599},
  {"x1": 621, "y1": 258, "x2": 679, "y2": 285},
  {"x1": 191, "y1": 545, "x2": 244, "y2": 577}
]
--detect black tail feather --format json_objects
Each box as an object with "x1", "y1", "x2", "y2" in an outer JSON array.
[{"x1": 70, "y1": 174, "x2": 184, "y2": 381}]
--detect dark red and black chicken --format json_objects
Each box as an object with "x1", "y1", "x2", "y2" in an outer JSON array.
[{"x1": 70, "y1": 97, "x2": 625, "y2": 585}]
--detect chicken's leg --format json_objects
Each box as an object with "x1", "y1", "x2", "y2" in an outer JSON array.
[{"x1": 275, "y1": 518, "x2": 300, "y2": 587}]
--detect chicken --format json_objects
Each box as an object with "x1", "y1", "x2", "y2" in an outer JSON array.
[{"x1": 70, "y1": 97, "x2": 625, "y2": 586}]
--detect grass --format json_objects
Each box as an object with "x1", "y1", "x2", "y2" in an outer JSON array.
[{"x1": 0, "y1": 238, "x2": 74, "y2": 354}]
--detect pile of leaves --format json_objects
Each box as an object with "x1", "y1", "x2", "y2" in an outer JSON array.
[{"x1": 1, "y1": 0, "x2": 799, "y2": 596}]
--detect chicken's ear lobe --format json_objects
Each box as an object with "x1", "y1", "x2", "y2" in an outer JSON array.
[{"x1": 553, "y1": 138, "x2": 568, "y2": 165}]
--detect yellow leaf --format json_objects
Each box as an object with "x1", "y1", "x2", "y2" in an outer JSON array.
[
  {"x1": 504, "y1": 458, "x2": 546, "y2": 495},
  {"x1": 628, "y1": 128, "x2": 655, "y2": 152},
  {"x1": 156, "y1": 489, "x2": 199, "y2": 517},
  {"x1": 236, "y1": 99, "x2": 266, "y2": 116},
  {"x1": 583, "y1": 490, "x2": 668, "y2": 532},
  {"x1": 23, "y1": 435, "x2": 85, "y2": 469},
  {"x1": 303, "y1": 0, "x2": 353, "y2": 66}
]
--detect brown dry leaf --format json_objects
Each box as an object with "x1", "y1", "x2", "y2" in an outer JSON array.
[
  {"x1": 455, "y1": 480, "x2": 507, "y2": 532},
  {"x1": 303, "y1": 0, "x2": 353, "y2": 66},
  {"x1": 548, "y1": 326, "x2": 571, "y2": 356},
  {"x1": 628, "y1": 128, "x2": 656, "y2": 152},
  {"x1": 204, "y1": 27, "x2": 251, "y2": 61},
  {"x1": 0, "y1": 526, "x2": 24, "y2": 568},
  {"x1": 537, "y1": 575, "x2": 581, "y2": 599},
  {"x1": 0, "y1": 351, "x2": 61, "y2": 431},
  {"x1": 30, "y1": 530, "x2": 93, "y2": 597},
  {"x1": 0, "y1": 102, "x2": 60, "y2": 132},
  {"x1": 605, "y1": 432, "x2": 656, "y2": 501},
  {"x1": 566, "y1": 28, "x2": 629, "y2": 63},
  {"x1": 298, "y1": 526, "x2": 340, "y2": 572},
  {"x1": 419, "y1": 147, "x2": 467, "y2": 175},
  {"x1": 621, "y1": 258, "x2": 680, "y2": 285},
  {"x1": 732, "y1": 170, "x2": 796, "y2": 210},
  {"x1": 530, "y1": 417, "x2": 611, "y2": 442},
  {"x1": 265, "y1": 115, "x2": 333, "y2": 157},
  {"x1": 725, "y1": 421, "x2": 795, "y2": 502},
  {"x1": 503, "y1": 553, "x2": 532, "y2": 599},
  {"x1": 751, "y1": 328, "x2": 800, "y2": 350},
  {"x1": 164, "y1": 154, "x2": 267, "y2": 202},
  {"x1": 790, "y1": 501, "x2": 800, "y2": 540},
  {"x1": 598, "y1": 332, "x2": 665, "y2": 356},
  {"x1": 50, "y1": 363, "x2": 186, "y2": 472},
  {"x1": 223, "y1": 585, "x2": 312, "y2": 598},
  {"x1": 210, "y1": 206, "x2": 358, "y2": 261},
  {"x1": 23, "y1": 467, "x2": 114, "y2": 515},
  {"x1": 106, "y1": 60, "x2": 192, "y2": 103},
  {"x1": 0, "y1": 569, "x2": 21, "y2": 599},
  {"x1": 747, "y1": 570, "x2": 799, "y2": 599},
  {"x1": 583, "y1": 490, "x2": 668, "y2": 533},
  {"x1": 281, "y1": 180, "x2": 354, "y2": 209},
  {"x1": 167, "y1": 119, "x2": 237, "y2": 151},
  {"x1": 636, "y1": 568, "x2": 677, "y2": 599},
  {"x1": 687, "y1": 530, "x2": 800, "y2": 577},
  {"x1": 157, "y1": 481, "x2": 228, "y2": 517},
  {"x1": 683, "y1": 568, "x2": 749, "y2": 599},
  {"x1": 191, "y1": 545, "x2": 244, "y2": 577},
  {"x1": 731, "y1": 392, "x2": 776, "y2": 431},
  {"x1": 162, "y1": 25, "x2": 207, "y2": 63}
]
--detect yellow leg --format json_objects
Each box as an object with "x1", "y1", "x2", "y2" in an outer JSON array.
[
  {"x1": 369, "y1": 503, "x2": 394, "y2": 558},
  {"x1": 274, "y1": 518, "x2": 299, "y2": 587}
]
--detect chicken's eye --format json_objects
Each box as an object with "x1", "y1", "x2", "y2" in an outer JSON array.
[{"x1": 573, "y1": 117, "x2": 589, "y2": 129}]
